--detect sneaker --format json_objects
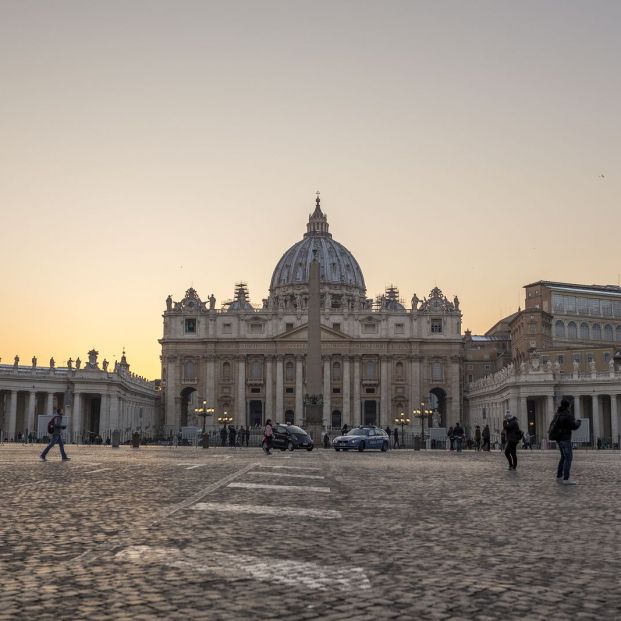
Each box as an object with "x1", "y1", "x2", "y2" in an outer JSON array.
[
  {"x1": 39, "y1": 456, "x2": 46, "y2": 462},
  {"x1": 562, "y1": 479, "x2": 577, "y2": 485}
]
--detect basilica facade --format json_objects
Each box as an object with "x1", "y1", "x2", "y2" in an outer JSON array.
[{"x1": 160, "y1": 197, "x2": 464, "y2": 434}]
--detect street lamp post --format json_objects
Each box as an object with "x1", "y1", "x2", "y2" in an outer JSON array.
[
  {"x1": 217, "y1": 411, "x2": 233, "y2": 426},
  {"x1": 413, "y1": 402, "x2": 433, "y2": 450},
  {"x1": 394, "y1": 412, "x2": 410, "y2": 448},
  {"x1": 194, "y1": 400, "x2": 215, "y2": 433}
]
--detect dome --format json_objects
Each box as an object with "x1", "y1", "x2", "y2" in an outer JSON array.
[{"x1": 269, "y1": 196, "x2": 366, "y2": 294}]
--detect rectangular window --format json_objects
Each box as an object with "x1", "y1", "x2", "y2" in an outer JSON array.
[
  {"x1": 589, "y1": 299, "x2": 601, "y2": 316},
  {"x1": 223, "y1": 323, "x2": 232, "y2": 334},
  {"x1": 602, "y1": 300, "x2": 613, "y2": 316},
  {"x1": 394, "y1": 323, "x2": 404, "y2": 334},
  {"x1": 285, "y1": 387, "x2": 294, "y2": 394},
  {"x1": 564, "y1": 296, "x2": 576, "y2": 313},
  {"x1": 249, "y1": 323, "x2": 264, "y2": 334},
  {"x1": 365, "y1": 388, "x2": 375, "y2": 394},
  {"x1": 604, "y1": 352, "x2": 610, "y2": 362},
  {"x1": 332, "y1": 387, "x2": 341, "y2": 394},
  {"x1": 482, "y1": 407, "x2": 486, "y2": 419},
  {"x1": 184, "y1": 318, "x2": 196, "y2": 333},
  {"x1": 468, "y1": 374, "x2": 473, "y2": 383},
  {"x1": 250, "y1": 387, "x2": 261, "y2": 394},
  {"x1": 552, "y1": 294, "x2": 564, "y2": 312},
  {"x1": 528, "y1": 323, "x2": 537, "y2": 334},
  {"x1": 573, "y1": 353, "x2": 581, "y2": 363},
  {"x1": 431, "y1": 361, "x2": 443, "y2": 381},
  {"x1": 576, "y1": 297, "x2": 588, "y2": 315},
  {"x1": 557, "y1": 355, "x2": 564, "y2": 365},
  {"x1": 332, "y1": 323, "x2": 341, "y2": 331},
  {"x1": 285, "y1": 322, "x2": 294, "y2": 331},
  {"x1": 467, "y1": 364, "x2": 473, "y2": 371},
  {"x1": 484, "y1": 364, "x2": 491, "y2": 372},
  {"x1": 614, "y1": 301, "x2": 621, "y2": 318},
  {"x1": 362, "y1": 323, "x2": 377, "y2": 334},
  {"x1": 431, "y1": 319, "x2": 442, "y2": 333},
  {"x1": 587, "y1": 353, "x2": 593, "y2": 363}
]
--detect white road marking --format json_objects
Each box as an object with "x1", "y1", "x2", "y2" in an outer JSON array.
[
  {"x1": 228, "y1": 482, "x2": 330, "y2": 493},
  {"x1": 192, "y1": 502, "x2": 341, "y2": 519},
  {"x1": 248, "y1": 471, "x2": 325, "y2": 480},
  {"x1": 184, "y1": 465, "x2": 206, "y2": 470},
  {"x1": 84, "y1": 468, "x2": 112, "y2": 474},
  {"x1": 115, "y1": 546, "x2": 370, "y2": 591},
  {"x1": 254, "y1": 464, "x2": 321, "y2": 471}
]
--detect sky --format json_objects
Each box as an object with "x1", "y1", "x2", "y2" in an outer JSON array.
[{"x1": 1, "y1": 0, "x2": 620, "y2": 379}]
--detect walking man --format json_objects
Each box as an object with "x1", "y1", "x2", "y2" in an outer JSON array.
[
  {"x1": 453, "y1": 422, "x2": 465, "y2": 452},
  {"x1": 503, "y1": 412, "x2": 522, "y2": 470},
  {"x1": 393, "y1": 426, "x2": 399, "y2": 449},
  {"x1": 551, "y1": 399, "x2": 581, "y2": 485},
  {"x1": 447, "y1": 426, "x2": 454, "y2": 451},
  {"x1": 40, "y1": 409, "x2": 70, "y2": 462},
  {"x1": 474, "y1": 425, "x2": 482, "y2": 451},
  {"x1": 482, "y1": 424, "x2": 491, "y2": 451}
]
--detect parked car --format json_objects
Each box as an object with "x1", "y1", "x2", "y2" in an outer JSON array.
[
  {"x1": 332, "y1": 426, "x2": 390, "y2": 452},
  {"x1": 272, "y1": 423, "x2": 314, "y2": 451}
]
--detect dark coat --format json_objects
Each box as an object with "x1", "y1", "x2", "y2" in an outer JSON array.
[
  {"x1": 556, "y1": 410, "x2": 581, "y2": 442},
  {"x1": 504, "y1": 417, "x2": 522, "y2": 443}
]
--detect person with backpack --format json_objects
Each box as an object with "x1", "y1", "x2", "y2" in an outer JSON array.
[
  {"x1": 40, "y1": 409, "x2": 70, "y2": 462},
  {"x1": 549, "y1": 399, "x2": 581, "y2": 485},
  {"x1": 503, "y1": 412, "x2": 522, "y2": 470},
  {"x1": 262, "y1": 419, "x2": 273, "y2": 455}
]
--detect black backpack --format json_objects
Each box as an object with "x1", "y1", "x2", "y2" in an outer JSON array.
[
  {"x1": 548, "y1": 412, "x2": 562, "y2": 441},
  {"x1": 47, "y1": 417, "x2": 56, "y2": 435}
]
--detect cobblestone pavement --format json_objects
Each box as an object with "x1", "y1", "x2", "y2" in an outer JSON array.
[{"x1": 1, "y1": 443, "x2": 620, "y2": 620}]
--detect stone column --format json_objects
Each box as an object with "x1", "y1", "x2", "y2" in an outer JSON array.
[
  {"x1": 342, "y1": 356, "x2": 351, "y2": 426},
  {"x1": 109, "y1": 393, "x2": 120, "y2": 430},
  {"x1": 380, "y1": 356, "x2": 389, "y2": 428},
  {"x1": 8, "y1": 391, "x2": 17, "y2": 440},
  {"x1": 206, "y1": 356, "x2": 216, "y2": 407},
  {"x1": 450, "y1": 355, "x2": 461, "y2": 425},
  {"x1": 47, "y1": 392, "x2": 55, "y2": 416},
  {"x1": 100, "y1": 393, "x2": 110, "y2": 438},
  {"x1": 592, "y1": 395, "x2": 601, "y2": 446},
  {"x1": 265, "y1": 356, "x2": 273, "y2": 422},
  {"x1": 26, "y1": 391, "x2": 36, "y2": 436},
  {"x1": 73, "y1": 393, "x2": 82, "y2": 442},
  {"x1": 611, "y1": 395, "x2": 619, "y2": 445},
  {"x1": 353, "y1": 356, "x2": 361, "y2": 426},
  {"x1": 165, "y1": 356, "x2": 178, "y2": 430},
  {"x1": 545, "y1": 396, "x2": 555, "y2": 430},
  {"x1": 573, "y1": 395, "x2": 581, "y2": 420},
  {"x1": 322, "y1": 356, "x2": 331, "y2": 426},
  {"x1": 237, "y1": 357, "x2": 246, "y2": 426},
  {"x1": 410, "y1": 355, "x2": 421, "y2": 417},
  {"x1": 295, "y1": 356, "x2": 304, "y2": 425},
  {"x1": 275, "y1": 356, "x2": 284, "y2": 420}
]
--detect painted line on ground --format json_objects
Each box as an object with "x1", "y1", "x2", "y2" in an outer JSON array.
[
  {"x1": 228, "y1": 482, "x2": 330, "y2": 493},
  {"x1": 248, "y1": 471, "x2": 325, "y2": 480},
  {"x1": 184, "y1": 465, "x2": 207, "y2": 470},
  {"x1": 191, "y1": 502, "x2": 341, "y2": 519},
  {"x1": 254, "y1": 464, "x2": 321, "y2": 471},
  {"x1": 115, "y1": 545, "x2": 370, "y2": 591},
  {"x1": 83, "y1": 468, "x2": 112, "y2": 474},
  {"x1": 163, "y1": 462, "x2": 259, "y2": 517}
]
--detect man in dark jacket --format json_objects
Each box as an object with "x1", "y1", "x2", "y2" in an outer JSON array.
[
  {"x1": 452, "y1": 423, "x2": 465, "y2": 452},
  {"x1": 482, "y1": 424, "x2": 491, "y2": 451},
  {"x1": 503, "y1": 412, "x2": 522, "y2": 470},
  {"x1": 40, "y1": 409, "x2": 70, "y2": 462},
  {"x1": 474, "y1": 425, "x2": 482, "y2": 451},
  {"x1": 554, "y1": 399, "x2": 581, "y2": 485}
]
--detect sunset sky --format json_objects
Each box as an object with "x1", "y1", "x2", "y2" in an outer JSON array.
[{"x1": 1, "y1": 1, "x2": 619, "y2": 379}]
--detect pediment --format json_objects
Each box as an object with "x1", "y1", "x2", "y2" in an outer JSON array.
[{"x1": 275, "y1": 323, "x2": 351, "y2": 341}]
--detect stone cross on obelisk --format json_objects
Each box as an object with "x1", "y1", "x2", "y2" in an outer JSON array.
[{"x1": 304, "y1": 241, "x2": 323, "y2": 432}]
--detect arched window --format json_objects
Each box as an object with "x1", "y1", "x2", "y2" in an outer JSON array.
[
  {"x1": 222, "y1": 362, "x2": 231, "y2": 380},
  {"x1": 285, "y1": 361, "x2": 295, "y2": 382},
  {"x1": 604, "y1": 325, "x2": 614, "y2": 341},
  {"x1": 555, "y1": 321, "x2": 565, "y2": 338},
  {"x1": 567, "y1": 322, "x2": 577, "y2": 339},
  {"x1": 331, "y1": 410, "x2": 342, "y2": 428},
  {"x1": 250, "y1": 360, "x2": 262, "y2": 380},
  {"x1": 580, "y1": 323, "x2": 590, "y2": 340},
  {"x1": 616, "y1": 326, "x2": 621, "y2": 342},
  {"x1": 332, "y1": 361, "x2": 342, "y2": 381},
  {"x1": 395, "y1": 361, "x2": 404, "y2": 380},
  {"x1": 183, "y1": 361, "x2": 196, "y2": 381},
  {"x1": 592, "y1": 324, "x2": 601, "y2": 341}
]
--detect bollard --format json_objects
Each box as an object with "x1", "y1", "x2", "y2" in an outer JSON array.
[
  {"x1": 202, "y1": 432, "x2": 210, "y2": 449},
  {"x1": 131, "y1": 431, "x2": 140, "y2": 449},
  {"x1": 111, "y1": 429, "x2": 121, "y2": 449}
]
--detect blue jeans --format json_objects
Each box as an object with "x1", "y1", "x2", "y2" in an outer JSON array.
[
  {"x1": 454, "y1": 437, "x2": 463, "y2": 452},
  {"x1": 557, "y1": 440, "x2": 573, "y2": 480},
  {"x1": 41, "y1": 434, "x2": 68, "y2": 459}
]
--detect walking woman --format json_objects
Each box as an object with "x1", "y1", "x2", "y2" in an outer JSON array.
[{"x1": 503, "y1": 412, "x2": 522, "y2": 470}]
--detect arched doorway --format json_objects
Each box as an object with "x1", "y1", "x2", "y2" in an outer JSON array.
[
  {"x1": 180, "y1": 387, "x2": 197, "y2": 428},
  {"x1": 429, "y1": 388, "x2": 447, "y2": 427}
]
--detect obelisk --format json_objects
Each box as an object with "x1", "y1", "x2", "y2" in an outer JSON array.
[{"x1": 304, "y1": 244, "x2": 323, "y2": 433}]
